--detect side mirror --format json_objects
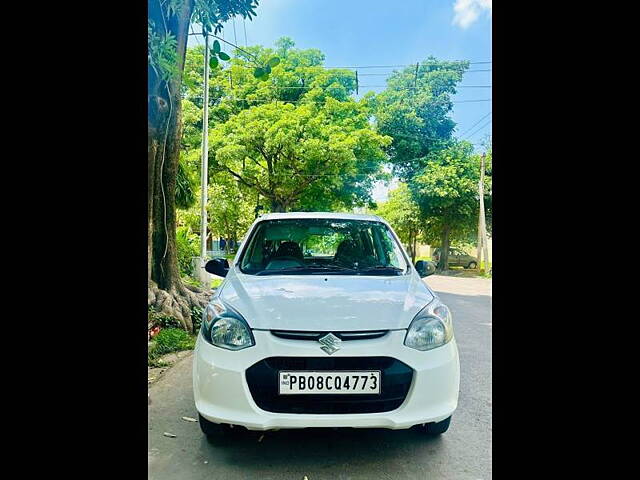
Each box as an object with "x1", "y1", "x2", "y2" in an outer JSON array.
[
  {"x1": 205, "y1": 258, "x2": 230, "y2": 277},
  {"x1": 415, "y1": 260, "x2": 436, "y2": 278}
]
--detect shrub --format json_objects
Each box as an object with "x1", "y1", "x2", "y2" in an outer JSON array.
[
  {"x1": 148, "y1": 306, "x2": 182, "y2": 330},
  {"x1": 191, "y1": 304, "x2": 204, "y2": 332},
  {"x1": 149, "y1": 328, "x2": 195, "y2": 360},
  {"x1": 176, "y1": 226, "x2": 199, "y2": 277}
]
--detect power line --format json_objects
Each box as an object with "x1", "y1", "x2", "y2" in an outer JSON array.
[
  {"x1": 358, "y1": 69, "x2": 491, "y2": 76},
  {"x1": 358, "y1": 85, "x2": 491, "y2": 88},
  {"x1": 324, "y1": 61, "x2": 491, "y2": 69},
  {"x1": 465, "y1": 119, "x2": 492, "y2": 139},
  {"x1": 459, "y1": 112, "x2": 492, "y2": 137},
  {"x1": 210, "y1": 84, "x2": 490, "y2": 89},
  {"x1": 188, "y1": 95, "x2": 491, "y2": 105}
]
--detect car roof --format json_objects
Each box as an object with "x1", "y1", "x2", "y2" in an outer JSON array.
[{"x1": 257, "y1": 212, "x2": 385, "y2": 222}]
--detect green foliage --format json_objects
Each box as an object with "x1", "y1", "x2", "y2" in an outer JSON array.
[
  {"x1": 412, "y1": 141, "x2": 487, "y2": 246},
  {"x1": 148, "y1": 328, "x2": 195, "y2": 361},
  {"x1": 373, "y1": 58, "x2": 469, "y2": 181},
  {"x1": 176, "y1": 226, "x2": 199, "y2": 276},
  {"x1": 207, "y1": 177, "x2": 254, "y2": 244},
  {"x1": 209, "y1": 98, "x2": 391, "y2": 212},
  {"x1": 148, "y1": 306, "x2": 183, "y2": 330},
  {"x1": 375, "y1": 183, "x2": 423, "y2": 259},
  {"x1": 148, "y1": 21, "x2": 178, "y2": 81},
  {"x1": 192, "y1": 0, "x2": 259, "y2": 35},
  {"x1": 191, "y1": 304, "x2": 204, "y2": 331},
  {"x1": 176, "y1": 156, "x2": 198, "y2": 209},
  {"x1": 179, "y1": 38, "x2": 393, "y2": 216}
]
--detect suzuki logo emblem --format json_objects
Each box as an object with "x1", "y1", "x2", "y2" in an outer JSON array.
[{"x1": 318, "y1": 333, "x2": 341, "y2": 355}]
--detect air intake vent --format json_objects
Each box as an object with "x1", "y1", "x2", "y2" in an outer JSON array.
[{"x1": 271, "y1": 330, "x2": 388, "y2": 341}]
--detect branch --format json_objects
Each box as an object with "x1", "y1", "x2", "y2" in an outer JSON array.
[
  {"x1": 222, "y1": 165, "x2": 270, "y2": 197},
  {"x1": 188, "y1": 31, "x2": 262, "y2": 65}
]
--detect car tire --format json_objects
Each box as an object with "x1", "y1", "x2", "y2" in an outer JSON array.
[
  {"x1": 422, "y1": 416, "x2": 452, "y2": 435},
  {"x1": 198, "y1": 413, "x2": 236, "y2": 439},
  {"x1": 468, "y1": 261, "x2": 477, "y2": 269}
]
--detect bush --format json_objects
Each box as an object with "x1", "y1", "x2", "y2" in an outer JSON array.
[
  {"x1": 149, "y1": 328, "x2": 195, "y2": 360},
  {"x1": 191, "y1": 304, "x2": 204, "y2": 332},
  {"x1": 148, "y1": 306, "x2": 182, "y2": 330},
  {"x1": 176, "y1": 226, "x2": 199, "y2": 277}
]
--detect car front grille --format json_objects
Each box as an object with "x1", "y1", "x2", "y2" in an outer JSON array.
[
  {"x1": 245, "y1": 356, "x2": 414, "y2": 414},
  {"x1": 270, "y1": 330, "x2": 388, "y2": 341}
]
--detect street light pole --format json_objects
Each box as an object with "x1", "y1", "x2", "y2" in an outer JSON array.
[{"x1": 198, "y1": 30, "x2": 210, "y2": 281}]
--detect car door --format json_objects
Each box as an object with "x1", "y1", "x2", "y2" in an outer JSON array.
[
  {"x1": 448, "y1": 248, "x2": 459, "y2": 267},
  {"x1": 458, "y1": 250, "x2": 471, "y2": 267}
]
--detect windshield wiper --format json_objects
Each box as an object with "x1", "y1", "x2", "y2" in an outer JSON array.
[
  {"x1": 357, "y1": 265, "x2": 405, "y2": 275},
  {"x1": 256, "y1": 265, "x2": 358, "y2": 276}
]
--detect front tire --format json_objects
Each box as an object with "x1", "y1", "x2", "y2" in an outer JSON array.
[
  {"x1": 422, "y1": 416, "x2": 451, "y2": 435},
  {"x1": 467, "y1": 261, "x2": 477, "y2": 269}
]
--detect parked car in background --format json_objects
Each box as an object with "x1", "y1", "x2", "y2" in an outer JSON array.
[{"x1": 432, "y1": 248, "x2": 478, "y2": 269}]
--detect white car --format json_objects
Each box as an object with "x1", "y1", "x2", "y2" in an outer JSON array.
[{"x1": 193, "y1": 212, "x2": 459, "y2": 438}]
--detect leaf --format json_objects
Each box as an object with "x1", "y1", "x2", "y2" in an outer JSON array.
[
  {"x1": 253, "y1": 67, "x2": 265, "y2": 78},
  {"x1": 264, "y1": 65, "x2": 272, "y2": 74},
  {"x1": 213, "y1": 40, "x2": 221, "y2": 53},
  {"x1": 267, "y1": 57, "x2": 280, "y2": 68},
  {"x1": 210, "y1": 56, "x2": 219, "y2": 69},
  {"x1": 218, "y1": 51, "x2": 230, "y2": 61}
]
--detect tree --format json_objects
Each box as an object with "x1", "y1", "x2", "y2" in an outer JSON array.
[
  {"x1": 209, "y1": 99, "x2": 391, "y2": 212},
  {"x1": 411, "y1": 141, "x2": 490, "y2": 270},
  {"x1": 148, "y1": 0, "x2": 260, "y2": 331},
  {"x1": 372, "y1": 58, "x2": 469, "y2": 181},
  {"x1": 375, "y1": 183, "x2": 423, "y2": 263},
  {"x1": 207, "y1": 179, "x2": 254, "y2": 251}
]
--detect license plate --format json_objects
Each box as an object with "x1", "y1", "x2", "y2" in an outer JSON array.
[{"x1": 278, "y1": 371, "x2": 381, "y2": 394}]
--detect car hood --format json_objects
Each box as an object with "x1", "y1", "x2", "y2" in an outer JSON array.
[{"x1": 217, "y1": 269, "x2": 435, "y2": 331}]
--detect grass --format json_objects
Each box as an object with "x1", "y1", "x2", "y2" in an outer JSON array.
[
  {"x1": 148, "y1": 328, "x2": 196, "y2": 363},
  {"x1": 211, "y1": 278, "x2": 223, "y2": 289}
]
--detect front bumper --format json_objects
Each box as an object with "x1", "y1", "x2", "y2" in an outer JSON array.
[{"x1": 193, "y1": 330, "x2": 459, "y2": 431}]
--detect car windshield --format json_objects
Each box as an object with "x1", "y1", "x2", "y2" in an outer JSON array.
[{"x1": 239, "y1": 218, "x2": 408, "y2": 276}]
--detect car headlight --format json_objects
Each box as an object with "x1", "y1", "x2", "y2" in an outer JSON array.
[
  {"x1": 201, "y1": 298, "x2": 255, "y2": 351},
  {"x1": 404, "y1": 298, "x2": 453, "y2": 351}
]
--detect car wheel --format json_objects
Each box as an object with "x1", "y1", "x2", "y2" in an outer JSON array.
[
  {"x1": 198, "y1": 413, "x2": 237, "y2": 439},
  {"x1": 468, "y1": 261, "x2": 477, "y2": 269},
  {"x1": 421, "y1": 416, "x2": 451, "y2": 435}
]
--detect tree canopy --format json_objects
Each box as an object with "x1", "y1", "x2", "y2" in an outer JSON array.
[
  {"x1": 372, "y1": 58, "x2": 469, "y2": 181},
  {"x1": 209, "y1": 99, "x2": 391, "y2": 212}
]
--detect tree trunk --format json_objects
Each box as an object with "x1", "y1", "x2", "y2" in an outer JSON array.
[
  {"x1": 438, "y1": 225, "x2": 451, "y2": 271},
  {"x1": 271, "y1": 198, "x2": 286, "y2": 212},
  {"x1": 147, "y1": 0, "x2": 207, "y2": 331},
  {"x1": 412, "y1": 230, "x2": 418, "y2": 264}
]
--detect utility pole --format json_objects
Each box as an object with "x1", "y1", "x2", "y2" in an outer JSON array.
[
  {"x1": 476, "y1": 208, "x2": 483, "y2": 270},
  {"x1": 198, "y1": 29, "x2": 210, "y2": 283},
  {"x1": 478, "y1": 153, "x2": 490, "y2": 272}
]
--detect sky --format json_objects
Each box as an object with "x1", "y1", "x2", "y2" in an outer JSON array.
[{"x1": 189, "y1": 0, "x2": 492, "y2": 202}]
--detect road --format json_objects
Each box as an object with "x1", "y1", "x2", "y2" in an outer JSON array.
[{"x1": 148, "y1": 275, "x2": 492, "y2": 480}]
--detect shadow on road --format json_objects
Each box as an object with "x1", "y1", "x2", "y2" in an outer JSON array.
[{"x1": 199, "y1": 426, "x2": 448, "y2": 475}]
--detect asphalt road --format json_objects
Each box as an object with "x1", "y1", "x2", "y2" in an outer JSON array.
[{"x1": 148, "y1": 275, "x2": 492, "y2": 480}]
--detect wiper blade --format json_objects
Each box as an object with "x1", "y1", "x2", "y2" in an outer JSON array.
[
  {"x1": 357, "y1": 265, "x2": 405, "y2": 275},
  {"x1": 256, "y1": 265, "x2": 358, "y2": 275}
]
